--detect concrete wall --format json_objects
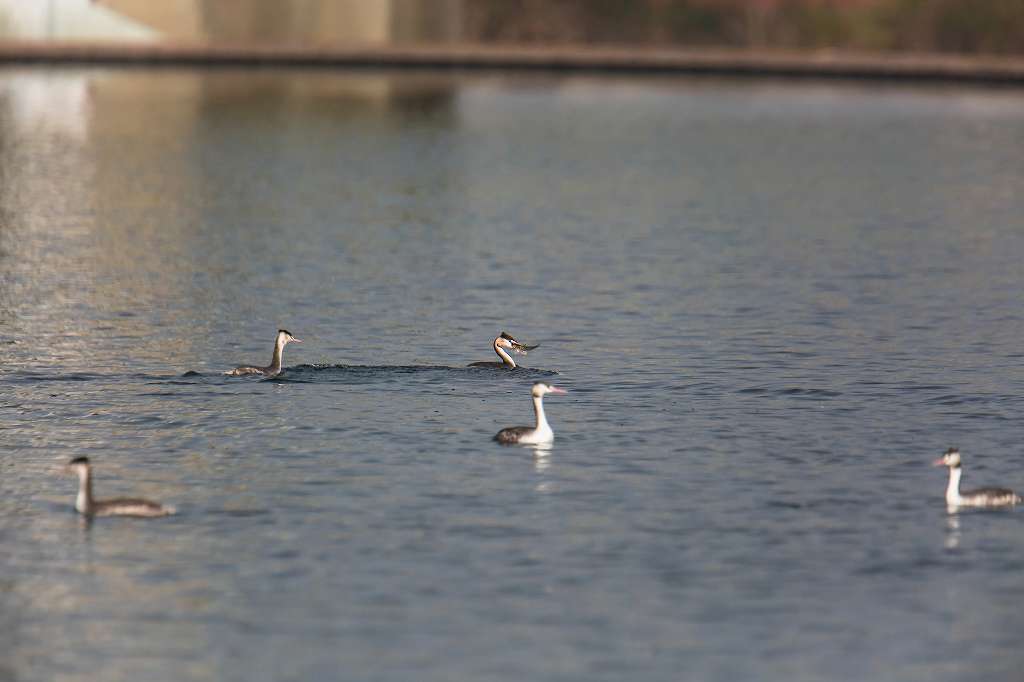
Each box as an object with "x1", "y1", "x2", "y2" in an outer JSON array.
[
  {"x1": 72, "y1": 0, "x2": 463, "y2": 45},
  {"x1": 0, "y1": 0, "x2": 157, "y2": 41}
]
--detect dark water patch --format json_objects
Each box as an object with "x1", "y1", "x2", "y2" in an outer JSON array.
[
  {"x1": 924, "y1": 394, "x2": 988, "y2": 405},
  {"x1": 140, "y1": 391, "x2": 213, "y2": 399},
  {"x1": 844, "y1": 268, "x2": 906, "y2": 282},
  {"x1": 446, "y1": 523, "x2": 543, "y2": 540},
  {"x1": 959, "y1": 412, "x2": 1010, "y2": 421},
  {"x1": 123, "y1": 411, "x2": 173, "y2": 421},
  {"x1": 300, "y1": 479, "x2": 344, "y2": 487},
  {"x1": 947, "y1": 507, "x2": 1021, "y2": 519},
  {"x1": 780, "y1": 388, "x2": 842, "y2": 398},
  {"x1": 466, "y1": 365, "x2": 560, "y2": 377},
  {"x1": 607, "y1": 461, "x2": 657, "y2": 476},
  {"x1": 764, "y1": 349, "x2": 818, "y2": 358},
  {"x1": 274, "y1": 364, "x2": 557, "y2": 383},
  {"x1": 147, "y1": 373, "x2": 224, "y2": 386},
  {"x1": 215, "y1": 508, "x2": 272, "y2": 519},
  {"x1": 422, "y1": 492, "x2": 487, "y2": 505},
  {"x1": 678, "y1": 381, "x2": 718, "y2": 393},
  {"x1": 8, "y1": 370, "x2": 108, "y2": 383},
  {"x1": 894, "y1": 384, "x2": 954, "y2": 392},
  {"x1": 766, "y1": 500, "x2": 806, "y2": 510},
  {"x1": 856, "y1": 555, "x2": 948, "y2": 578}
]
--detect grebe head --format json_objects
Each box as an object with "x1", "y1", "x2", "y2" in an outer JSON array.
[
  {"x1": 66, "y1": 456, "x2": 90, "y2": 475},
  {"x1": 532, "y1": 381, "x2": 567, "y2": 398},
  {"x1": 277, "y1": 329, "x2": 301, "y2": 346},
  {"x1": 499, "y1": 331, "x2": 538, "y2": 355},
  {"x1": 933, "y1": 447, "x2": 961, "y2": 468}
]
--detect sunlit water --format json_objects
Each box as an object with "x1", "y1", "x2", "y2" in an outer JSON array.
[{"x1": 2, "y1": 68, "x2": 1024, "y2": 681}]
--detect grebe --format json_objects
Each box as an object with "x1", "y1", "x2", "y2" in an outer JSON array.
[
  {"x1": 65, "y1": 457, "x2": 175, "y2": 517},
  {"x1": 226, "y1": 329, "x2": 301, "y2": 377},
  {"x1": 494, "y1": 382, "x2": 566, "y2": 445},
  {"x1": 469, "y1": 332, "x2": 538, "y2": 370},
  {"x1": 933, "y1": 447, "x2": 1021, "y2": 507}
]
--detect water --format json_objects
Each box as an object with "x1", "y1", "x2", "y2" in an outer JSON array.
[{"x1": 1, "y1": 68, "x2": 1024, "y2": 681}]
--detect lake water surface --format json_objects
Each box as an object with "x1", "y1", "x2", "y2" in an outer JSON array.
[{"x1": 2, "y1": 68, "x2": 1024, "y2": 681}]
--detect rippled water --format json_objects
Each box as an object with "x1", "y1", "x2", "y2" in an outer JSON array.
[{"x1": 2, "y1": 68, "x2": 1024, "y2": 681}]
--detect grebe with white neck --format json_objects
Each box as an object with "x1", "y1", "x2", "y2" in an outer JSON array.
[
  {"x1": 933, "y1": 447, "x2": 1021, "y2": 508},
  {"x1": 469, "y1": 332, "x2": 539, "y2": 370},
  {"x1": 65, "y1": 457, "x2": 175, "y2": 517},
  {"x1": 226, "y1": 329, "x2": 301, "y2": 377},
  {"x1": 494, "y1": 382, "x2": 566, "y2": 445}
]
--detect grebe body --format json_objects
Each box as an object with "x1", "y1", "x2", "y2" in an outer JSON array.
[
  {"x1": 66, "y1": 457, "x2": 175, "y2": 518},
  {"x1": 469, "y1": 332, "x2": 538, "y2": 370},
  {"x1": 227, "y1": 329, "x2": 301, "y2": 377},
  {"x1": 933, "y1": 447, "x2": 1021, "y2": 507},
  {"x1": 494, "y1": 382, "x2": 566, "y2": 445}
]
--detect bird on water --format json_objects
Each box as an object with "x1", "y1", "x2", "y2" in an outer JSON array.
[
  {"x1": 469, "y1": 332, "x2": 539, "y2": 370},
  {"x1": 933, "y1": 447, "x2": 1021, "y2": 508},
  {"x1": 494, "y1": 381, "x2": 567, "y2": 445},
  {"x1": 65, "y1": 457, "x2": 175, "y2": 518},
  {"x1": 226, "y1": 329, "x2": 301, "y2": 377}
]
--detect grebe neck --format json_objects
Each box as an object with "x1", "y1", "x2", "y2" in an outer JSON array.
[
  {"x1": 268, "y1": 337, "x2": 286, "y2": 374},
  {"x1": 946, "y1": 467, "x2": 962, "y2": 505},
  {"x1": 532, "y1": 395, "x2": 550, "y2": 432},
  {"x1": 75, "y1": 467, "x2": 93, "y2": 514},
  {"x1": 495, "y1": 340, "x2": 516, "y2": 368}
]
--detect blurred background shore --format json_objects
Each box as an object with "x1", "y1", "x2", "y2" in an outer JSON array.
[{"x1": 1, "y1": 0, "x2": 1023, "y2": 82}]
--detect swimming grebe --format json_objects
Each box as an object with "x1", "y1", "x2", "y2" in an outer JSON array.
[
  {"x1": 65, "y1": 457, "x2": 175, "y2": 517},
  {"x1": 226, "y1": 329, "x2": 301, "y2": 377},
  {"x1": 933, "y1": 447, "x2": 1021, "y2": 507},
  {"x1": 469, "y1": 332, "x2": 539, "y2": 369},
  {"x1": 494, "y1": 382, "x2": 566, "y2": 445}
]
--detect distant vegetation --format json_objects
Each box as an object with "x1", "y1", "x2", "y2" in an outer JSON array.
[{"x1": 463, "y1": 0, "x2": 1024, "y2": 55}]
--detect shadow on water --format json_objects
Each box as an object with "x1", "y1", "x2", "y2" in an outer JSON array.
[
  {"x1": 6, "y1": 366, "x2": 559, "y2": 386},
  {"x1": 272, "y1": 363, "x2": 559, "y2": 384}
]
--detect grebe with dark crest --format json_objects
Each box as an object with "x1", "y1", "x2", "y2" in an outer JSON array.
[
  {"x1": 469, "y1": 332, "x2": 539, "y2": 370},
  {"x1": 494, "y1": 382, "x2": 566, "y2": 445},
  {"x1": 933, "y1": 447, "x2": 1021, "y2": 507},
  {"x1": 226, "y1": 329, "x2": 301, "y2": 377},
  {"x1": 65, "y1": 457, "x2": 175, "y2": 517}
]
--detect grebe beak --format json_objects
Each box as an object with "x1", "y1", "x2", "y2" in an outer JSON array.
[
  {"x1": 549, "y1": 386, "x2": 567, "y2": 394},
  {"x1": 932, "y1": 457, "x2": 947, "y2": 466},
  {"x1": 291, "y1": 338, "x2": 302, "y2": 343}
]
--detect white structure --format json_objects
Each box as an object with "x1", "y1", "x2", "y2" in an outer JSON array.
[
  {"x1": 0, "y1": 1, "x2": 463, "y2": 45},
  {"x1": 0, "y1": 0, "x2": 157, "y2": 41}
]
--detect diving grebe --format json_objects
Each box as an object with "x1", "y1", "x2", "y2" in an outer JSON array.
[
  {"x1": 494, "y1": 382, "x2": 566, "y2": 445},
  {"x1": 226, "y1": 329, "x2": 301, "y2": 377},
  {"x1": 469, "y1": 332, "x2": 538, "y2": 370},
  {"x1": 65, "y1": 457, "x2": 175, "y2": 517},
  {"x1": 933, "y1": 447, "x2": 1021, "y2": 507}
]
